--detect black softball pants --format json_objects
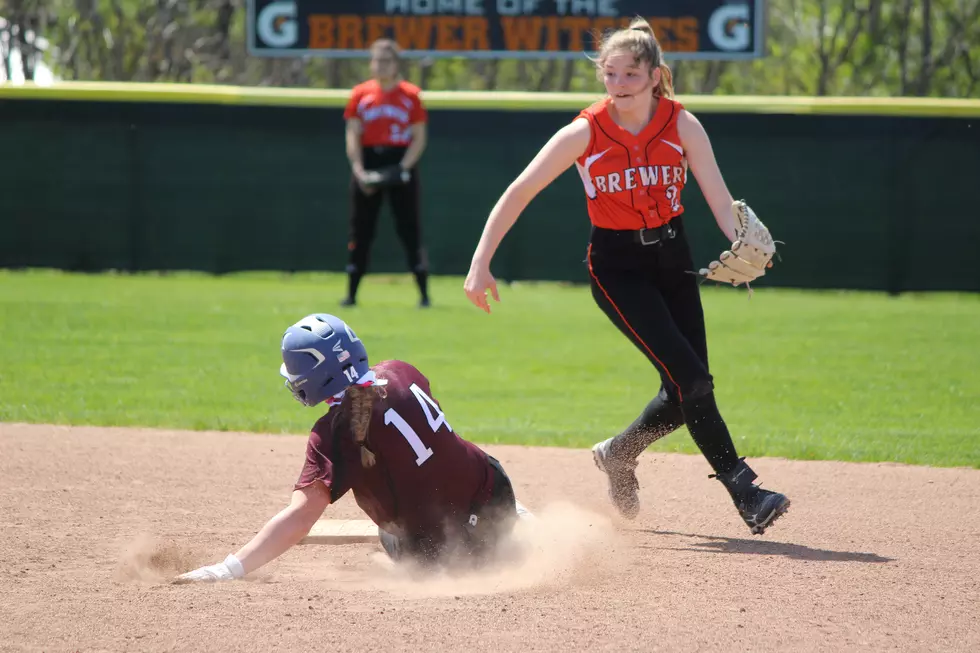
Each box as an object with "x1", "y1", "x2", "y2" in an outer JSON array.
[
  {"x1": 347, "y1": 146, "x2": 427, "y2": 278},
  {"x1": 586, "y1": 216, "x2": 740, "y2": 474},
  {"x1": 378, "y1": 456, "x2": 517, "y2": 567}
]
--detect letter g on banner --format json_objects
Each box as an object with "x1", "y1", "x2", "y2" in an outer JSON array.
[
  {"x1": 257, "y1": 1, "x2": 298, "y2": 48},
  {"x1": 707, "y1": 3, "x2": 751, "y2": 52}
]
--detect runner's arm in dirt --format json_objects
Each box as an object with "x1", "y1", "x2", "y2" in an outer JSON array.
[
  {"x1": 463, "y1": 118, "x2": 590, "y2": 313},
  {"x1": 173, "y1": 483, "x2": 330, "y2": 583}
]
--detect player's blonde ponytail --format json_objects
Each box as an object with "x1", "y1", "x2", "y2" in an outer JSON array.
[
  {"x1": 346, "y1": 376, "x2": 387, "y2": 468},
  {"x1": 594, "y1": 16, "x2": 674, "y2": 99},
  {"x1": 656, "y1": 62, "x2": 675, "y2": 99}
]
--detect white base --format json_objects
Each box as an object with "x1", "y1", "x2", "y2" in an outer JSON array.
[{"x1": 300, "y1": 519, "x2": 379, "y2": 545}]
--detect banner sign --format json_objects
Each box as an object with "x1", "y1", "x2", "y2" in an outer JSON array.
[{"x1": 247, "y1": 1, "x2": 765, "y2": 60}]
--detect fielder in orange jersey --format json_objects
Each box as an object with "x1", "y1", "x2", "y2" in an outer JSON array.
[
  {"x1": 464, "y1": 17, "x2": 789, "y2": 536},
  {"x1": 342, "y1": 39, "x2": 430, "y2": 308}
]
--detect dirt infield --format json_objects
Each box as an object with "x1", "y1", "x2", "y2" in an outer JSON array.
[{"x1": 2, "y1": 423, "x2": 978, "y2": 652}]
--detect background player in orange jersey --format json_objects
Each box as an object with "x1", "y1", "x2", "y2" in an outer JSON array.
[
  {"x1": 343, "y1": 39, "x2": 430, "y2": 308},
  {"x1": 464, "y1": 18, "x2": 789, "y2": 536}
]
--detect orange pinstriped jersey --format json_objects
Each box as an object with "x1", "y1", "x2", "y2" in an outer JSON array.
[
  {"x1": 574, "y1": 97, "x2": 688, "y2": 230},
  {"x1": 344, "y1": 80, "x2": 427, "y2": 148}
]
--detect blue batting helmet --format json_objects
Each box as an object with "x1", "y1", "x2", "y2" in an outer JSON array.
[{"x1": 279, "y1": 314, "x2": 370, "y2": 407}]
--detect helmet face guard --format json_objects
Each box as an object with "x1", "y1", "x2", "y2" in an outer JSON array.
[{"x1": 279, "y1": 314, "x2": 370, "y2": 407}]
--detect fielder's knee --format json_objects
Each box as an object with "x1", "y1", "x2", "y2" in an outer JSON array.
[
  {"x1": 681, "y1": 377, "x2": 715, "y2": 403},
  {"x1": 347, "y1": 262, "x2": 370, "y2": 276},
  {"x1": 410, "y1": 248, "x2": 429, "y2": 273}
]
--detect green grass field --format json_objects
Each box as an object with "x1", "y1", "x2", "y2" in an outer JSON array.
[{"x1": 1, "y1": 269, "x2": 977, "y2": 468}]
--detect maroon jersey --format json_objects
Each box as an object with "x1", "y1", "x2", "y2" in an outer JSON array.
[{"x1": 294, "y1": 359, "x2": 494, "y2": 539}]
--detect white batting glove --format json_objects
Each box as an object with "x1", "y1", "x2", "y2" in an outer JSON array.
[{"x1": 173, "y1": 554, "x2": 245, "y2": 584}]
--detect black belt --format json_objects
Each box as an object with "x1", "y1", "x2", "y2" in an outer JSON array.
[
  {"x1": 363, "y1": 145, "x2": 407, "y2": 155},
  {"x1": 594, "y1": 222, "x2": 677, "y2": 246},
  {"x1": 634, "y1": 222, "x2": 677, "y2": 246}
]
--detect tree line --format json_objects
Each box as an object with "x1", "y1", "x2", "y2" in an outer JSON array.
[{"x1": 1, "y1": 0, "x2": 977, "y2": 97}]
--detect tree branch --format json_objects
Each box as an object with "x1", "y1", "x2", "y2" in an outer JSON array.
[
  {"x1": 854, "y1": 0, "x2": 884, "y2": 73},
  {"x1": 898, "y1": 0, "x2": 913, "y2": 95},
  {"x1": 559, "y1": 59, "x2": 574, "y2": 92},
  {"x1": 817, "y1": 0, "x2": 829, "y2": 62},
  {"x1": 0, "y1": 22, "x2": 10, "y2": 82},
  {"x1": 834, "y1": 3, "x2": 870, "y2": 68},
  {"x1": 537, "y1": 59, "x2": 556, "y2": 91},
  {"x1": 826, "y1": 0, "x2": 856, "y2": 62},
  {"x1": 917, "y1": 0, "x2": 933, "y2": 95},
  {"x1": 817, "y1": 0, "x2": 831, "y2": 95}
]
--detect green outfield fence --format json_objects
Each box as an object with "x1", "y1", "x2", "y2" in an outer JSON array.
[{"x1": 1, "y1": 82, "x2": 979, "y2": 293}]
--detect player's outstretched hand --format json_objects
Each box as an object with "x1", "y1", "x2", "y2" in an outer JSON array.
[
  {"x1": 464, "y1": 265, "x2": 500, "y2": 314},
  {"x1": 172, "y1": 554, "x2": 244, "y2": 584}
]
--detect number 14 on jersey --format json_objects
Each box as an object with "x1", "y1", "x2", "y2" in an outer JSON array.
[{"x1": 384, "y1": 383, "x2": 451, "y2": 467}]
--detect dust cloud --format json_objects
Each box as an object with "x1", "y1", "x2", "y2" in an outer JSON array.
[{"x1": 356, "y1": 501, "x2": 624, "y2": 597}]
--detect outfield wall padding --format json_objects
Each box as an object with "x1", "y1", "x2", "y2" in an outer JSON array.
[{"x1": 1, "y1": 90, "x2": 978, "y2": 293}]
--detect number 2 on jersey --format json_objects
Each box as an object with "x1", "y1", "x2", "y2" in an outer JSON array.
[
  {"x1": 383, "y1": 383, "x2": 452, "y2": 467},
  {"x1": 665, "y1": 185, "x2": 680, "y2": 212},
  {"x1": 389, "y1": 124, "x2": 411, "y2": 144}
]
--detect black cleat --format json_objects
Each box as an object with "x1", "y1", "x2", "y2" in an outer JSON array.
[
  {"x1": 711, "y1": 459, "x2": 790, "y2": 535},
  {"x1": 339, "y1": 297, "x2": 356, "y2": 307},
  {"x1": 733, "y1": 487, "x2": 790, "y2": 535}
]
